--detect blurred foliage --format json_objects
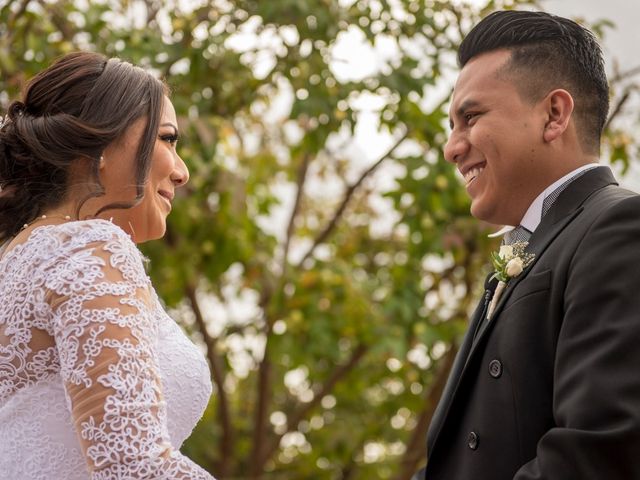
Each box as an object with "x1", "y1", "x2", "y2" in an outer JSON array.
[{"x1": 2, "y1": 0, "x2": 638, "y2": 479}]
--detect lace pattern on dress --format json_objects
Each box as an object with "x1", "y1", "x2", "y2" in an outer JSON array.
[{"x1": 0, "y1": 220, "x2": 214, "y2": 479}]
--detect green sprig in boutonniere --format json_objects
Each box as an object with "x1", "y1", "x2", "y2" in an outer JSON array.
[{"x1": 487, "y1": 242, "x2": 535, "y2": 320}]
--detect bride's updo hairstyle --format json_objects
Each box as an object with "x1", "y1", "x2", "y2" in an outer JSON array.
[{"x1": 0, "y1": 51, "x2": 166, "y2": 242}]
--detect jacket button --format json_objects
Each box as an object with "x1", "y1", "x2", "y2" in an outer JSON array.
[
  {"x1": 489, "y1": 359, "x2": 502, "y2": 378},
  {"x1": 467, "y1": 431, "x2": 479, "y2": 450}
]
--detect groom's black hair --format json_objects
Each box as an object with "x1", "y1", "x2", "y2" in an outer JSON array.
[{"x1": 459, "y1": 10, "x2": 609, "y2": 155}]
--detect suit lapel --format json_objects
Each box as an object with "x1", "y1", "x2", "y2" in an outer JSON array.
[
  {"x1": 426, "y1": 166, "x2": 617, "y2": 457},
  {"x1": 469, "y1": 207, "x2": 581, "y2": 348},
  {"x1": 470, "y1": 167, "x2": 616, "y2": 350}
]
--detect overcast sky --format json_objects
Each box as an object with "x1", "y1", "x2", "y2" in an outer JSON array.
[{"x1": 543, "y1": 0, "x2": 638, "y2": 71}]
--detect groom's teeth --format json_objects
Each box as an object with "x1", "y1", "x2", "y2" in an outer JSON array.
[{"x1": 464, "y1": 166, "x2": 484, "y2": 184}]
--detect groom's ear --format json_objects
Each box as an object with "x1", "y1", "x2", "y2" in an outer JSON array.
[{"x1": 542, "y1": 89, "x2": 574, "y2": 143}]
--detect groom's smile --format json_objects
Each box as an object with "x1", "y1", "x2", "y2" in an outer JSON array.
[{"x1": 461, "y1": 162, "x2": 486, "y2": 187}]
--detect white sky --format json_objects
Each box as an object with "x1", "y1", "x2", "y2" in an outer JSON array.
[{"x1": 544, "y1": 0, "x2": 639, "y2": 62}]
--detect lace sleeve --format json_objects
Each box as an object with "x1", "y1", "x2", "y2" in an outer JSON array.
[{"x1": 47, "y1": 231, "x2": 215, "y2": 479}]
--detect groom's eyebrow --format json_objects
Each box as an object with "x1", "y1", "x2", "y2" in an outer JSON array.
[{"x1": 456, "y1": 99, "x2": 481, "y2": 116}]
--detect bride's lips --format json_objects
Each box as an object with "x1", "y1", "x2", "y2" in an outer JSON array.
[{"x1": 157, "y1": 189, "x2": 174, "y2": 208}]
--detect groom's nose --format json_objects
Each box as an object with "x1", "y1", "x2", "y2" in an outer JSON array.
[{"x1": 444, "y1": 130, "x2": 469, "y2": 164}]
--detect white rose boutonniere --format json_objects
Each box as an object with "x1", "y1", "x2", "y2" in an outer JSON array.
[
  {"x1": 505, "y1": 257, "x2": 524, "y2": 277},
  {"x1": 486, "y1": 242, "x2": 535, "y2": 320}
]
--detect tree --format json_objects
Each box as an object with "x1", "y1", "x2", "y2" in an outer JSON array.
[{"x1": 1, "y1": 1, "x2": 638, "y2": 478}]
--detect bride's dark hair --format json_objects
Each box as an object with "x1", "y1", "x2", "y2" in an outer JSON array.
[{"x1": 0, "y1": 51, "x2": 166, "y2": 242}]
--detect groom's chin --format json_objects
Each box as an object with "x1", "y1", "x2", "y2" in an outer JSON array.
[
  {"x1": 470, "y1": 196, "x2": 519, "y2": 227},
  {"x1": 469, "y1": 200, "x2": 491, "y2": 222}
]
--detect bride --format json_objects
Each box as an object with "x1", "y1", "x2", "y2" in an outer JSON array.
[{"x1": 0, "y1": 52, "x2": 215, "y2": 479}]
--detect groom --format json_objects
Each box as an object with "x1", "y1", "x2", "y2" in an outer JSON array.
[{"x1": 419, "y1": 10, "x2": 640, "y2": 479}]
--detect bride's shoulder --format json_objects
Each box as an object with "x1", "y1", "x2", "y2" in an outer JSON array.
[
  {"x1": 52, "y1": 218, "x2": 133, "y2": 244},
  {"x1": 43, "y1": 220, "x2": 150, "y2": 290},
  {"x1": 36, "y1": 219, "x2": 144, "y2": 269},
  {"x1": 55, "y1": 219, "x2": 145, "y2": 260},
  {"x1": 36, "y1": 219, "x2": 141, "y2": 258}
]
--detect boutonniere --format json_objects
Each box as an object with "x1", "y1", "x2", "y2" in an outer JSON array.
[{"x1": 486, "y1": 242, "x2": 535, "y2": 320}]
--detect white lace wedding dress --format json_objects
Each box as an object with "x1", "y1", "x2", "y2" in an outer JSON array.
[{"x1": 0, "y1": 219, "x2": 215, "y2": 479}]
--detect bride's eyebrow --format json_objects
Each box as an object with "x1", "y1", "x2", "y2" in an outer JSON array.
[{"x1": 159, "y1": 122, "x2": 178, "y2": 134}]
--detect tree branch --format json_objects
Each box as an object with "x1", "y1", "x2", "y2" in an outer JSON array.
[
  {"x1": 393, "y1": 241, "x2": 478, "y2": 480},
  {"x1": 186, "y1": 283, "x2": 234, "y2": 478},
  {"x1": 46, "y1": 1, "x2": 75, "y2": 42},
  {"x1": 281, "y1": 153, "x2": 311, "y2": 275},
  {"x1": 296, "y1": 128, "x2": 409, "y2": 268},
  {"x1": 249, "y1": 333, "x2": 272, "y2": 479},
  {"x1": 392, "y1": 344, "x2": 458, "y2": 480},
  {"x1": 248, "y1": 154, "x2": 313, "y2": 478},
  {"x1": 259, "y1": 343, "x2": 369, "y2": 468},
  {"x1": 609, "y1": 64, "x2": 640, "y2": 84},
  {"x1": 340, "y1": 436, "x2": 368, "y2": 480},
  {"x1": 141, "y1": 0, "x2": 161, "y2": 25},
  {"x1": 7, "y1": 0, "x2": 30, "y2": 26},
  {"x1": 604, "y1": 87, "x2": 634, "y2": 131}
]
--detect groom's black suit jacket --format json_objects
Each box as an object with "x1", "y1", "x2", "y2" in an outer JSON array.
[{"x1": 423, "y1": 167, "x2": 640, "y2": 479}]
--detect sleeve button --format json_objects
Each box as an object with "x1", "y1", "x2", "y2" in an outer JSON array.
[
  {"x1": 467, "y1": 431, "x2": 479, "y2": 450},
  {"x1": 489, "y1": 359, "x2": 502, "y2": 378}
]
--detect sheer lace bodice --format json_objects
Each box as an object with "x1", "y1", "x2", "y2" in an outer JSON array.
[{"x1": 0, "y1": 220, "x2": 214, "y2": 479}]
